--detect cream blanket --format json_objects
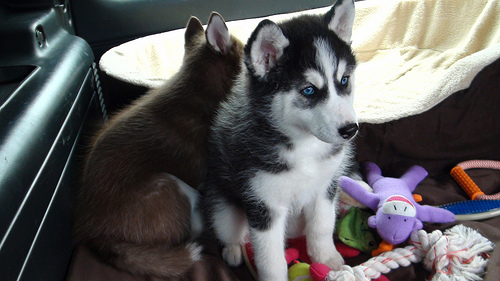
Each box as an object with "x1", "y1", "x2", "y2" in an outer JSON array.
[{"x1": 100, "y1": 0, "x2": 500, "y2": 123}]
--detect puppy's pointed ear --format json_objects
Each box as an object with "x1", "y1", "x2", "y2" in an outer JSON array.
[
  {"x1": 185, "y1": 16, "x2": 204, "y2": 46},
  {"x1": 245, "y1": 20, "x2": 289, "y2": 78},
  {"x1": 325, "y1": 0, "x2": 355, "y2": 43},
  {"x1": 206, "y1": 12, "x2": 231, "y2": 54}
]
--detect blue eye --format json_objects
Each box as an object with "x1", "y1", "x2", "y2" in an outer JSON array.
[
  {"x1": 341, "y1": 76, "x2": 349, "y2": 86},
  {"x1": 302, "y1": 86, "x2": 315, "y2": 96}
]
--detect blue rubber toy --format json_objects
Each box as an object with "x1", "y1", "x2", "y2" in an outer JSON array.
[{"x1": 440, "y1": 200, "x2": 500, "y2": 221}]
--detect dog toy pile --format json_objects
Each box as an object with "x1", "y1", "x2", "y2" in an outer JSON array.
[
  {"x1": 315, "y1": 224, "x2": 494, "y2": 281},
  {"x1": 242, "y1": 162, "x2": 494, "y2": 280}
]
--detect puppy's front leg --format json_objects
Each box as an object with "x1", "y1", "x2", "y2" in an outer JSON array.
[
  {"x1": 250, "y1": 207, "x2": 288, "y2": 281},
  {"x1": 304, "y1": 194, "x2": 344, "y2": 270}
]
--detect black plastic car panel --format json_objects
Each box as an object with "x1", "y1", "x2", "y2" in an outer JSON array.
[{"x1": 0, "y1": 3, "x2": 103, "y2": 280}]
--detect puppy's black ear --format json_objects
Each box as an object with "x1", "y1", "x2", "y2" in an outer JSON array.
[
  {"x1": 245, "y1": 20, "x2": 289, "y2": 78},
  {"x1": 185, "y1": 16, "x2": 204, "y2": 46},
  {"x1": 325, "y1": 0, "x2": 355, "y2": 43},
  {"x1": 206, "y1": 12, "x2": 231, "y2": 54}
]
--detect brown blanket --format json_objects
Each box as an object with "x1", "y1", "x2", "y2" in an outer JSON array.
[{"x1": 67, "y1": 58, "x2": 500, "y2": 281}]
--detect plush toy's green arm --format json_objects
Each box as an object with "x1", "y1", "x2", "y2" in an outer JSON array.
[{"x1": 339, "y1": 176, "x2": 379, "y2": 210}]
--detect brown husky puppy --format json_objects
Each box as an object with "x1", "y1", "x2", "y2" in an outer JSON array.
[{"x1": 74, "y1": 13, "x2": 243, "y2": 278}]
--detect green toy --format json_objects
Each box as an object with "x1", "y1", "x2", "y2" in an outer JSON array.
[
  {"x1": 288, "y1": 262, "x2": 313, "y2": 281},
  {"x1": 337, "y1": 207, "x2": 380, "y2": 253}
]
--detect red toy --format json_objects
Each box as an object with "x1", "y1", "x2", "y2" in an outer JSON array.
[{"x1": 241, "y1": 236, "x2": 389, "y2": 281}]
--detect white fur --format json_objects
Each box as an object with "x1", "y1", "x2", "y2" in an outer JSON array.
[
  {"x1": 171, "y1": 175, "x2": 203, "y2": 238},
  {"x1": 304, "y1": 69, "x2": 326, "y2": 89},
  {"x1": 252, "y1": 137, "x2": 344, "y2": 207},
  {"x1": 248, "y1": 137, "x2": 348, "y2": 280},
  {"x1": 313, "y1": 38, "x2": 357, "y2": 143},
  {"x1": 250, "y1": 208, "x2": 289, "y2": 280},
  {"x1": 336, "y1": 59, "x2": 348, "y2": 83},
  {"x1": 212, "y1": 201, "x2": 248, "y2": 266},
  {"x1": 186, "y1": 242, "x2": 203, "y2": 262}
]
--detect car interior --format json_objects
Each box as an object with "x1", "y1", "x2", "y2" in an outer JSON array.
[{"x1": 1, "y1": 0, "x2": 499, "y2": 280}]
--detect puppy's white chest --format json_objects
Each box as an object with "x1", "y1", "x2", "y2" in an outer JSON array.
[{"x1": 251, "y1": 138, "x2": 343, "y2": 207}]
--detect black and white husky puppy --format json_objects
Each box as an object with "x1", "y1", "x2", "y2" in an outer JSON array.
[{"x1": 201, "y1": 1, "x2": 358, "y2": 280}]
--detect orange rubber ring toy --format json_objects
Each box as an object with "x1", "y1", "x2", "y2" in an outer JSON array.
[{"x1": 450, "y1": 160, "x2": 500, "y2": 200}]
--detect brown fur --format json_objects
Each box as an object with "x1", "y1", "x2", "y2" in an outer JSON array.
[{"x1": 74, "y1": 13, "x2": 243, "y2": 278}]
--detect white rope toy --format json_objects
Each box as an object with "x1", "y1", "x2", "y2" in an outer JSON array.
[{"x1": 324, "y1": 225, "x2": 494, "y2": 281}]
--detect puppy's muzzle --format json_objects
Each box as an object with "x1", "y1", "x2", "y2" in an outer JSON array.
[{"x1": 338, "y1": 123, "x2": 359, "y2": 140}]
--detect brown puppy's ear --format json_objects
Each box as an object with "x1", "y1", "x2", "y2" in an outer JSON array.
[
  {"x1": 206, "y1": 12, "x2": 231, "y2": 54},
  {"x1": 185, "y1": 16, "x2": 204, "y2": 47}
]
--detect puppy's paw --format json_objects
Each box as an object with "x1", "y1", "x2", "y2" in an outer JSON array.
[
  {"x1": 309, "y1": 240, "x2": 345, "y2": 268},
  {"x1": 222, "y1": 244, "x2": 243, "y2": 267},
  {"x1": 323, "y1": 250, "x2": 345, "y2": 271}
]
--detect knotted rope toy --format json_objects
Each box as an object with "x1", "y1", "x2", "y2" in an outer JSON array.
[{"x1": 313, "y1": 224, "x2": 493, "y2": 281}]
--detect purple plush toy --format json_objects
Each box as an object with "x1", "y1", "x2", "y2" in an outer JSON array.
[{"x1": 339, "y1": 163, "x2": 455, "y2": 245}]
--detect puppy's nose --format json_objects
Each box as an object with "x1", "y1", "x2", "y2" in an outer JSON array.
[{"x1": 338, "y1": 123, "x2": 359, "y2": 140}]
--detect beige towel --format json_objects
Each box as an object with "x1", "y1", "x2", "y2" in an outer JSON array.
[
  {"x1": 352, "y1": 0, "x2": 500, "y2": 123},
  {"x1": 100, "y1": 0, "x2": 500, "y2": 123}
]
